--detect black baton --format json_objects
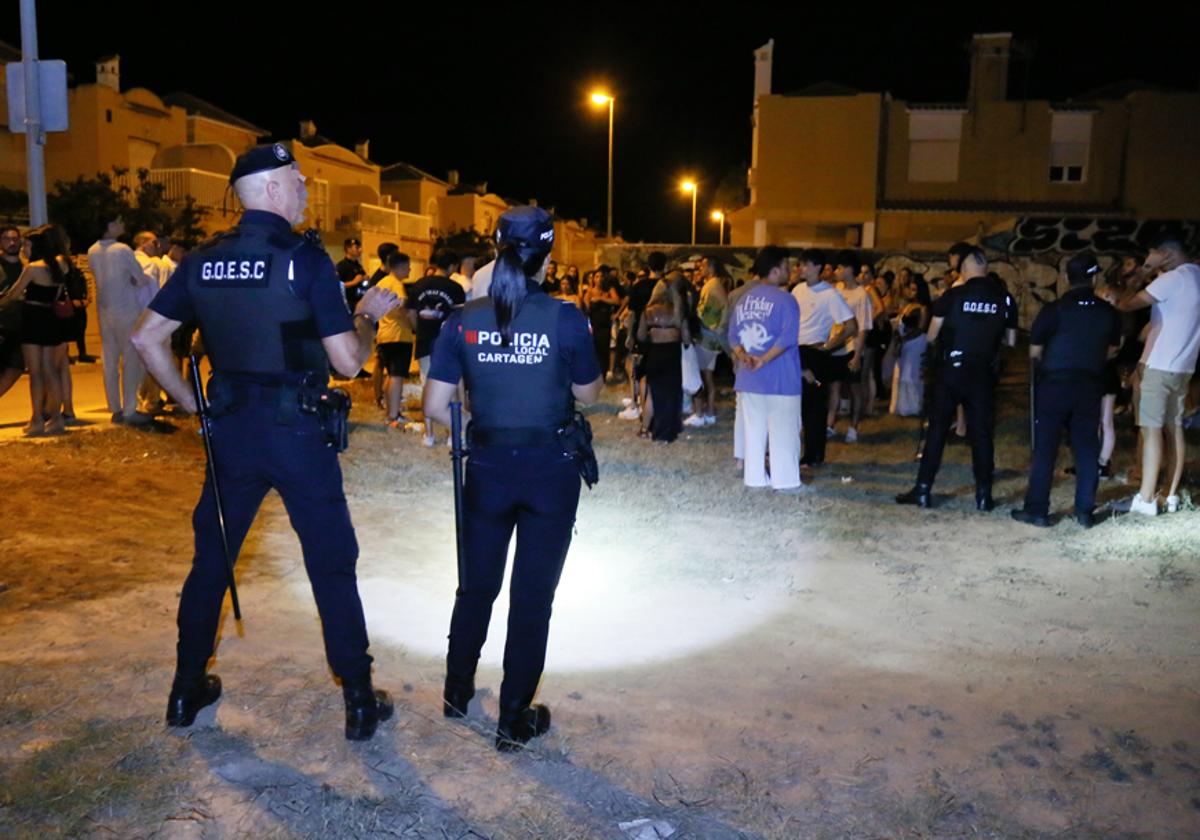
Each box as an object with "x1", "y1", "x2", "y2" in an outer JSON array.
[
  {"x1": 449, "y1": 401, "x2": 468, "y2": 588},
  {"x1": 188, "y1": 355, "x2": 242, "y2": 621}
]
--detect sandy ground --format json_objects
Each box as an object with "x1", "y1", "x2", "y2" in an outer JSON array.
[{"x1": 1, "y1": 358, "x2": 1198, "y2": 839}]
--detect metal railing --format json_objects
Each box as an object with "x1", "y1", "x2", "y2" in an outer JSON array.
[
  {"x1": 114, "y1": 168, "x2": 239, "y2": 212},
  {"x1": 343, "y1": 202, "x2": 431, "y2": 242}
]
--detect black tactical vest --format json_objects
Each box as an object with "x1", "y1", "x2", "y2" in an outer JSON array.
[
  {"x1": 185, "y1": 222, "x2": 328, "y2": 378},
  {"x1": 459, "y1": 294, "x2": 571, "y2": 429},
  {"x1": 1042, "y1": 290, "x2": 1116, "y2": 378}
]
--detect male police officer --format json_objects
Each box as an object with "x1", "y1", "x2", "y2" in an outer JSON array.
[
  {"x1": 1012, "y1": 253, "x2": 1120, "y2": 528},
  {"x1": 132, "y1": 143, "x2": 400, "y2": 741},
  {"x1": 896, "y1": 246, "x2": 1017, "y2": 510}
]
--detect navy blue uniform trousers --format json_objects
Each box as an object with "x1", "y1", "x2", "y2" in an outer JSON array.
[
  {"x1": 446, "y1": 444, "x2": 581, "y2": 716},
  {"x1": 917, "y1": 363, "x2": 997, "y2": 490},
  {"x1": 176, "y1": 397, "x2": 372, "y2": 682},
  {"x1": 1023, "y1": 379, "x2": 1103, "y2": 517}
]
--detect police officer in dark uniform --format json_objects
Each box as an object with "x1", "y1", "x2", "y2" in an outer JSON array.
[
  {"x1": 131, "y1": 143, "x2": 400, "y2": 741},
  {"x1": 422, "y1": 206, "x2": 603, "y2": 751},
  {"x1": 896, "y1": 246, "x2": 1017, "y2": 510},
  {"x1": 1012, "y1": 253, "x2": 1120, "y2": 528}
]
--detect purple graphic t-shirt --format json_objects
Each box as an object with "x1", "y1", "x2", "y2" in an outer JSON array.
[{"x1": 728, "y1": 284, "x2": 802, "y2": 395}]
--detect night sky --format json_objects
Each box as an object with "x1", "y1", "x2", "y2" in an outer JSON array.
[{"x1": 4, "y1": 3, "x2": 1198, "y2": 243}]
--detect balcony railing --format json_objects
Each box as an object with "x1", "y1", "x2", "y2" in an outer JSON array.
[
  {"x1": 115, "y1": 168, "x2": 240, "y2": 212},
  {"x1": 341, "y1": 203, "x2": 431, "y2": 244}
]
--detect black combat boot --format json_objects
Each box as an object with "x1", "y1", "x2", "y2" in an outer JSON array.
[
  {"x1": 166, "y1": 673, "x2": 222, "y2": 727},
  {"x1": 443, "y1": 677, "x2": 474, "y2": 719},
  {"x1": 495, "y1": 704, "x2": 551, "y2": 752},
  {"x1": 975, "y1": 487, "x2": 995, "y2": 512},
  {"x1": 1010, "y1": 508, "x2": 1050, "y2": 527},
  {"x1": 895, "y1": 483, "x2": 932, "y2": 508},
  {"x1": 343, "y1": 678, "x2": 394, "y2": 742}
]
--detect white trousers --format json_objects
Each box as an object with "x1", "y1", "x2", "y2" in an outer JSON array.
[
  {"x1": 734, "y1": 392, "x2": 744, "y2": 459},
  {"x1": 740, "y1": 391, "x2": 802, "y2": 489},
  {"x1": 99, "y1": 309, "x2": 145, "y2": 418}
]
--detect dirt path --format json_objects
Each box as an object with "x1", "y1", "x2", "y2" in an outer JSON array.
[{"x1": 1, "y1": 377, "x2": 1198, "y2": 839}]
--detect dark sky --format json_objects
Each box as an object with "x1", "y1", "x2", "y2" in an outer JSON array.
[{"x1": 4, "y1": 3, "x2": 1198, "y2": 242}]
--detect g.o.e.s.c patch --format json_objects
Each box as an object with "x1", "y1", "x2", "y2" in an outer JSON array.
[{"x1": 197, "y1": 255, "x2": 273, "y2": 287}]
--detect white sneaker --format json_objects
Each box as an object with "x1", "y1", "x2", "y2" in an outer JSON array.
[
  {"x1": 1165, "y1": 494, "x2": 1180, "y2": 513},
  {"x1": 704, "y1": 414, "x2": 716, "y2": 426},
  {"x1": 825, "y1": 426, "x2": 837, "y2": 438},
  {"x1": 844, "y1": 427, "x2": 859, "y2": 443},
  {"x1": 423, "y1": 434, "x2": 436, "y2": 448},
  {"x1": 1130, "y1": 493, "x2": 1158, "y2": 516},
  {"x1": 621, "y1": 397, "x2": 633, "y2": 407},
  {"x1": 618, "y1": 406, "x2": 641, "y2": 420},
  {"x1": 683, "y1": 413, "x2": 706, "y2": 427}
]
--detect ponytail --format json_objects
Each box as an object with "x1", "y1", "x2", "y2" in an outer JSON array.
[{"x1": 491, "y1": 243, "x2": 548, "y2": 346}]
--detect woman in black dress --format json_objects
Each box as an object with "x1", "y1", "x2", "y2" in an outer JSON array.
[{"x1": 0, "y1": 225, "x2": 71, "y2": 435}]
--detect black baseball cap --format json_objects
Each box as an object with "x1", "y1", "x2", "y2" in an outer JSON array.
[
  {"x1": 497, "y1": 206, "x2": 554, "y2": 252},
  {"x1": 1066, "y1": 252, "x2": 1102, "y2": 285},
  {"x1": 229, "y1": 142, "x2": 295, "y2": 184}
]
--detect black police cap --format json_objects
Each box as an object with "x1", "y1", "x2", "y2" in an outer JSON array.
[
  {"x1": 1066, "y1": 252, "x2": 1101, "y2": 285},
  {"x1": 497, "y1": 206, "x2": 554, "y2": 252},
  {"x1": 229, "y1": 143, "x2": 295, "y2": 184}
]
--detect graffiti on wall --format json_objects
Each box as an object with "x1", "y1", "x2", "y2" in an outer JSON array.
[{"x1": 994, "y1": 217, "x2": 1199, "y2": 256}]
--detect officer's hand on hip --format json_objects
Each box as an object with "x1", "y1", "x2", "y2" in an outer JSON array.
[{"x1": 357, "y1": 286, "x2": 401, "y2": 322}]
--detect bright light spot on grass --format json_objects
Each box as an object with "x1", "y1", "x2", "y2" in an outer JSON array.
[{"x1": 343, "y1": 503, "x2": 798, "y2": 672}]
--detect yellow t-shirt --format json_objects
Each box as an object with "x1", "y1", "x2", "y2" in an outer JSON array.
[{"x1": 376, "y1": 275, "x2": 416, "y2": 344}]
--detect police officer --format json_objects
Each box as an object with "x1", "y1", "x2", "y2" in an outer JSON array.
[
  {"x1": 131, "y1": 143, "x2": 400, "y2": 741},
  {"x1": 1012, "y1": 253, "x2": 1121, "y2": 528},
  {"x1": 896, "y1": 246, "x2": 1017, "y2": 510},
  {"x1": 422, "y1": 206, "x2": 603, "y2": 751}
]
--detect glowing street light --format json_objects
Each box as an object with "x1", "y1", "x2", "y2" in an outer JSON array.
[
  {"x1": 680, "y1": 179, "x2": 697, "y2": 245},
  {"x1": 589, "y1": 91, "x2": 615, "y2": 239},
  {"x1": 711, "y1": 210, "x2": 725, "y2": 245}
]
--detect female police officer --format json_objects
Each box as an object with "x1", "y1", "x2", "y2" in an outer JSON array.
[{"x1": 422, "y1": 206, "x2": 603, "y2": 751}]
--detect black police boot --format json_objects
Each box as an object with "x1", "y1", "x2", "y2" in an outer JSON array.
[
  {"x1": 975, "y1": 488, "x2": 995, "y2": 512},
  {"x1": 495, "y1": 704, "x2": 551, "y2": 752},
  {"x1": 166, "y1": 673, "x2": 222, "y2": 727},
  {"x1": 343, "y1": 678, "x2": 394, "y2": 742},
  {"x1": 1010, "y1": 508, "x2": 1051, "y2": 528},
  {"x1": 443, "y1": 677, "x2": 474, "y2": 719},
  {"x1": 895, "y1": 483, "x2": 932, "y2": 508},
  {"x1": 1076, "y1": 510, "x2": 1096, "y2": 529}
]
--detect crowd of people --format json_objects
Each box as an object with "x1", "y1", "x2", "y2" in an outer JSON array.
[{"x1": 2, "y1": 216, "x2": 1198, "y2": 519}]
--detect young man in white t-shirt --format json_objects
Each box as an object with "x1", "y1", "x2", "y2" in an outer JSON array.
[
  {"x1": 792, "y1": 248, "x2": 857, "y2": 466},
  {"x1": 1118, "y1": 237, "x2": 1200, "y2": 515}
]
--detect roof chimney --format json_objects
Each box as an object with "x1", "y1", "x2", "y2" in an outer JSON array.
[
  {"x1": 298, "y1": 120, "x2": 317, "y2": 140},
  {"x1": 354, "y1": 139, "x2": 370, "y2": 160},
  {"x1": 96, "y1": 55, "x2": 120, "y2": 92},
  {"x1": 968, "y1": 33, "x2": 1012, "y2": 104},
  {"x1": 447, "y1": 170, "x2": 460, "y2": 186}
]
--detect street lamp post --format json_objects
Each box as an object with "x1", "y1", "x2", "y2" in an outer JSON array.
[
  {"x1": 711, "y1": 210, "x2": 725, "y2": 245},
  {"x1": 590, "y1": 92, "x2": 615, "y2": 239},
  {"x1": 680, "y1": 180, "x2": 697, "y2": 245}
]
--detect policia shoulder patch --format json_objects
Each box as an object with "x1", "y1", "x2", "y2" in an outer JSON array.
[{"x1": 198, "y1": 255, "x2": 273, "y2": 287}]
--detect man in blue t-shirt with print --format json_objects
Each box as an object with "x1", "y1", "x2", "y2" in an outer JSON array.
[{"x1": 728, "y1": 245, "x2": 813, "y2": 493}]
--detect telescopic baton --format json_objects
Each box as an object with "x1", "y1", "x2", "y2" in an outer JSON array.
[
  {"x1": 188, "y1": 355, "x2": 242, "y2": 621},
  {"x1": 449, "y1": 401, "x2": 468, "y2": 588}
]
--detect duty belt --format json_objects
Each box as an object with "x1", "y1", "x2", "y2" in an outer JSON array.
[{"x1": 468, "y1": 425, "x2": 565, "y2": 447}]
